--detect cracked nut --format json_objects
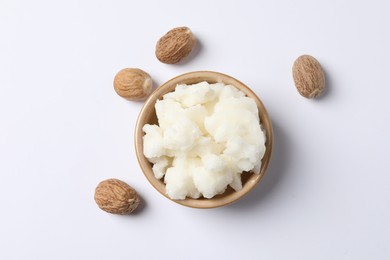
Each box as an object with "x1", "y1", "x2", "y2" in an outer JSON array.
[{"x1": 94, "y1": 178, "x2": 140, "y2": 215}]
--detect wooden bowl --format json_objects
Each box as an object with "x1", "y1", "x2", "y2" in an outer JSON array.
[{"x1": 135, "y1": 71, "x2": 273, "y2": 208}]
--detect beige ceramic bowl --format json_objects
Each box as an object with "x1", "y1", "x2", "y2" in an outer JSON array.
[{"x1": 135, "y1": 71, "x2": 273, "y2": 208}]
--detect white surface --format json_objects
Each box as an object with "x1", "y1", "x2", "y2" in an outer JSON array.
[{"x1": 0, "y1": 0, "x2": 389, "y2": 259}]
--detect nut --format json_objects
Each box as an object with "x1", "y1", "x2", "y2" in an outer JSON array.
[
  {"x1": 292, "y1": 55, "x2": 325, "y2": 98},
  {"x1": 113, "y1": 68, "x2": 152, "y2": 100},
  {"x1": 94, "y1": 178, "x2": 140, "y2": 215},
  {"x1": 155, "y1": 26, "x2": 196, "y2": 64}
]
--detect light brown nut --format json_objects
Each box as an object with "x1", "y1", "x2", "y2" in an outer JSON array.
[
  {"x1": 113, "y1": 68, "x2": 152, "y2": 100},
  {"x1": 94, "y1": 178, "x2": 140, "y2": 215},
  {"x1": 292, "y1": 55, "x2": 325, "y2": 98},
  {"x1": 155, "y1": 26, "x2": 196, "y2": 64}
]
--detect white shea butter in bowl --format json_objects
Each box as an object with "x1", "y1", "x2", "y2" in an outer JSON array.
[
  {"x1": 143, "y1": 81, "x2": 266, "y2": 199},
  {"x1": 135, "y1": 71, "x2": 273, "y2": 208}
]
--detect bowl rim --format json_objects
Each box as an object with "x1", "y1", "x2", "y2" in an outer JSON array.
[{"x1": 134, "y1": 71, "x2": 273, "y2": 209}]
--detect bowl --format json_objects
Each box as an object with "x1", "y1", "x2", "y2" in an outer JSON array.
[{"x1": 135, "y1": 71, "x2": 273, "y2": 208}]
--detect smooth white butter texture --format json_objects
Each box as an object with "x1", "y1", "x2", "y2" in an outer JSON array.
[{"x1": 143, "y1": 82, "x2": 266, "y2": 199}]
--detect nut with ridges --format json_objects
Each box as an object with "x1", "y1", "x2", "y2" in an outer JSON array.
[
  {"x1": 113, "y1": 68, "x2": 152, "y2": 100},
  {"x1": 292, "y1": 55, "x2": 325, "y2": 98},
  {"x1": 94, "y1": 178, "x2": 140, "y2": 214},
  {"x1": 155, "y1": 26, "x2": 196, "y2": 64}
]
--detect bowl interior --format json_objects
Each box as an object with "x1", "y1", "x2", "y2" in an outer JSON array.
[{"x1": 135, "y1": 71, "x2": 273, "y2": 208}]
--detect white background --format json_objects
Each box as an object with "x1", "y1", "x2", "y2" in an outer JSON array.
[{"x1": 1, "y1": 0, "x2": 389, "y2": 259}]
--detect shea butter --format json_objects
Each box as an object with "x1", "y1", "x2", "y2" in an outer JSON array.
[{"x1": 143, "y1": 81, "x2": 266, "y2": 199}]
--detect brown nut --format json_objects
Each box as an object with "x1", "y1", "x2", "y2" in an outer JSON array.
[
  {"x1": 155, "y1": 26, "x2": 196, "y2": 64},
  {"x1": 292, "y1": 55, "x2": 325, "y2": 98},
  {"x1": 94, "y1": 178, "x2": 140, "y2": 215},
  {"x1": 113, "y1": 68, "x2": 152, "y2": 100}
]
